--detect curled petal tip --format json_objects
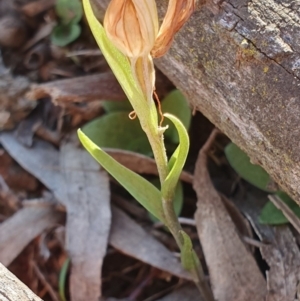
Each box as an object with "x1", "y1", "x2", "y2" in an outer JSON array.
[{"x1": 151, "y1": 0, "x2": 196, "y2": 58}]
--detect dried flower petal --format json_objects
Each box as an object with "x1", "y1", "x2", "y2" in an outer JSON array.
[
  {"x1": 130, "y1": 55, "x2": 156, "y2": 102},
  {"x1": 104, "y1": 0, "x2": 159, "y2": 58},
  {"x1": 151, "y1": 0, "x2": 195, "y2": 58}
]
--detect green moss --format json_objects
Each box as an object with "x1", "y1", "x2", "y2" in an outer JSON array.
[
  {"x1": 203, "y1": 60, "x2": 216, "y2": 72},
  {"x1": 283, "y1": 153, "x2": 293, "y2": 164},
  {"x1": 241, "y1": 47, "x2": 257, "y2": 57}
]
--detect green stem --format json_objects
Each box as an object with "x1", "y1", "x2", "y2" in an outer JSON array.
[
  {"x1": 130, "y1": 56, "x2": 168, "y2": 182},
  {"x1": 162, "y1": 198, "x2": 183, "y2": 246},
  {"x1": 144, "y1": 119, "x2": 214, "y2": 300},
  {"x1": 131, "y1": 57, "x2": 214, "y2": 301},
  {"x1": 193, "y1": 261, "x2": 215, "y2": 301},
  {"x1": 163, "y1": 198, "x2": 214, "y2": 301},
  {"x1": 139, "y1": 97, "x2": 168, "y2": 183},
  {"x1": 147, "y1": 127, "x2": 168, "y2": 183}
]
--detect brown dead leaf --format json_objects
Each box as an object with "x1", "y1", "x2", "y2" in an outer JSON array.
[
  {"x1": 21, "y1": 0, "x2": 56, "y2": 17},
  {"x1": 26, "y1": 72, "x2": 125, "y2": 104},
  {"x1": 0, "y1": 150, "x2": 38, "y2": 191},
  {"x1": 15, "y1": 99, "x2": 61, "y2": 147},
  {"x1": 263, "y1": 227, "x2": 300, "y2": 301},
  {"x1": 233, "y1": 187, "x2": 300, "y2": 301},
  {"x1": 221, "y1": 195, "x2": 254, "y2": 253},
  {"x1": 8, "y1": 242, "x2": 37, "y2": 292},
  {"x1": 0, "y1": 132, "x2": 63, "y2": 195},
  {"x1": 22, "y1": 21, "x2": 56, "y2": 52},
  {"x1": 0, "y1": 14, "x2": 29, "y2": 49},
  {"x1": 31, "y1": 260, "x2": 60, "y2": 301},
  {"x1": 0, "y1": 206, "x2": 63, "y2": 266},
  {"x1": 59, "y1": 140, "x2": 111, "y2": 301},
  {"x1": 193, "y1": 130, "x2": 267, "y2": 301},
  {"x1": 0, "y1": 133, "x2": 190, "y2": 284},
  {"x1": 0, "y1": 54, "x2": 34, "y2": 130},
  {"x1": 110, "y1": 206, "x2": 192, "y2": 281},
  {"x1": 156, "y1": 284, "x2": 201, "y2": 301},
  {"x1": 0, "y1": 133, "x2": 112, "y2": 300},
  {"x1": 0, "y1": 174, "x2": 20, "y2": 212}
]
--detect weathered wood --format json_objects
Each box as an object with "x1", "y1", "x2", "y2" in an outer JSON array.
[
  {"x1": 155, "y1": 0, "x2": 300, "y2": 202},
  {"x1": 95, "y1": 0, "x2": 300, "y2": 203},
  {"x1": 26, "y1": 72, "x2": 125, "y2": 104},
  {"x1": 0, "y1": 263, "x2": 42, "y2": 301}
]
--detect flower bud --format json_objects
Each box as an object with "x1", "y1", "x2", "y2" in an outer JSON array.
[{"x1": 104, "y1": 0, "x2": 159, "y2": 58}]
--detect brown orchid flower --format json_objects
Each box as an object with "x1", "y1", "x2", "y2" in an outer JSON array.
[
  {"x1": 103, "y1": 0, "x2": 195, "y2": 102},
  {"x1": 104, "y1": 0, "x2": 159, "y2": 58},
  {"x1": 104, "y1": 0, "x2": 195, "y2": 59}
]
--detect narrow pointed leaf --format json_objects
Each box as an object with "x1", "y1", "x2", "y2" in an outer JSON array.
[
  {"x1": 78, "y1": 129, "x2": 164, "y2": 222},
  {"x1": 82, "y1": 0, "x2": 148, "y2": 115},
  {"x1": 162, "y1": 90, "x2": 191, "y2": 144},
  {"x1": 162, "y1": 113, "x2": 189, "y2": 201},
  {"x1": 59, "y1": 258, "x2": 70, "y2": 301}
]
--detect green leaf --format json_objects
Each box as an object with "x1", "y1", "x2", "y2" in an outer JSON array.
[
  {"x1": 51, "y1": 24, "x2": 81, "y2": 47},
  {"x1": 59, "y1": 258, "x2": 70, "y2": 301},
  {"x1": 225, "y1": 143, "x2": 275, "y2": 192},
  {"x1": 162, "y1": 114, "x2": 189, "y2": 201},
  {"x1": 56, "y1": 0, "x2": 83, "y2": 25},
  {"x1": 162, "y1": 90, "x2": 191, "y2": 144},
  {"x1": 259, "y1": 191, "x2": 300, "y2": 225},
  {"x1": 149, "y1": 180, "x2": 184, "y2": 222},
  {"x1": 82, "y1": 112, "x2": 152, "y2": 155},
  {"x1": 172, "y1": 181, "x2": 184, "y2": 217},
  {"x1": 102, "y1": 100, "x2": 132, "y2": 113},
  {"x1": 180, "y1": 231, "x2": 200, "y2": 271},
  {"x1": 78, "y1": 129, "x2": 164, "y2": 222}
]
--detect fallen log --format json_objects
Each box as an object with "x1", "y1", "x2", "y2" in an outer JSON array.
[
  {"x1": 0, "y1": 263, "x2": 42, "y2": 301},
  {"x1": 95, "y1": 0, "x2": 300, "y2": 203}
]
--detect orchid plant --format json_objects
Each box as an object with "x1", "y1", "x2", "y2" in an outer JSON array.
[{"x1": 78, "y1": 0, "x2": 214, "y2": 299}]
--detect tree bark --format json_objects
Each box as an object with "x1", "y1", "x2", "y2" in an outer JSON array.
[
  {"x1": 154, "y1": 0, "x2": 300, "y2": 202},
  {"x1": 98, "y1": 0, "x2": 300, "y2": 203}
]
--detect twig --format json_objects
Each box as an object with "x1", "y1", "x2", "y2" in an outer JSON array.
[
  {"x1": 22, "y1": 21, "x2": 56, "y2": 52},
  {"x1": 242, "y1": 236, "x2": 269, "y2": 248},
  {"x1": 0, "y1": 175, "x2": 20, "y2": 210},
  {"x1": 31, "y1": 261, "x2": 59, "y2": 301},
  {"x1": 142, "y1": 282, "x2": 183, "y2": 301},
  {"x1": 178, "y1": 217, "x2": 197, "y2": 226},
  {"x1": 199, "y1": 129, "x2": 220, "y2": 157},
  {"x1": 66, "y1": 49, "x2": 102, "y2": 57},
  {"x1": 153, "y1": 217, "x2": 196, "y2": 229}
]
